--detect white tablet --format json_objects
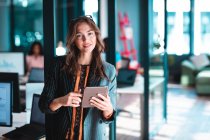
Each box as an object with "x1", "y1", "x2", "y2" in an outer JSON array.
[{"x1": 82, "y1": 86, "x2": 108, "y2": 108}]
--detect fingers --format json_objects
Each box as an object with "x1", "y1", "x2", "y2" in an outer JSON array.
[
  {"x1": 71, "y1": 98, "x2": 80, "y2": 107},
  {"x1": 63, "y1": 91, "x2": 82, "y2": 107},
  {"x1": 70, "y1": 92, "x2": 82, "y2": 97},
  {"x1": 70, "y1": 94, "x2": 82, "y2": 107},
  {"x1": 71, "y1": 96, "x2": 82, "y2": 102},
  {"x1": 97, "y1": 93, "x2": 109, "y2": 102},
  {"x1": 90, "y1": 96, "x2": 105, "y2": 105},
  {"x1": 90, "y1": 96, "x2": 107, "y2": 110},
  {"x1": 71, "y1": 103, "x2": 80, "y2": 107},
  {"x1": 90, "y1": 99, "x2": 105, "y2": 110}
]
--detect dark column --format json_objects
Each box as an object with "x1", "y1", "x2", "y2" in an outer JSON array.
[
  {"x1": 98, "y1": 0, "x2": 101, "y2": 28},
  {"x1": 107, "y1": 1, "x2": 117, "y2": 140},
  {"x1": 139, "y1": 0, "x2": 153, "y2": 139},
  {"x1": 190, "y1": 0, "x2": 195, "y2": 55},
  {"x1": 43, "y1": 1, "x2": 55, "y2": 139},
  {"x1": 43, "y1": 0, "x2": 55, "y2": 79},
  {"x1": 107, "y1": 0, "x2": 116, "y2": 66},
  {"x1": 163, "y1": 0, "x2": 168, "y2": 121}
]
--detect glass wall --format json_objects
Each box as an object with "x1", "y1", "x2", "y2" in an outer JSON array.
[
  {"x1": 13, "y1": 0, "x2": 43, "y2": 52},
  {"x1": 164, "y1": 0, "x2": 210, "y2": 55},
  {"x1": 54, "y1": 0, "x2": 67, "y2": 56},
  {"x1": 166, "y1": 0, "x2": 190, "y2": 55},
  {"x1": 149, "y1": 0, "x2": 166, "y2": 137},
  {"x1": 194, "y1": 0, "x2": 210, "y2": 55},
  {"x1": 83, "y1": 0, "x2": 99, "y2": 25}
]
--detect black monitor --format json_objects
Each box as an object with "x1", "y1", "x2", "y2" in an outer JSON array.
[
  {"x1": 31, "y1": 94, "x2": 45, "y2": 125},
  {"x1": 28, "y1": 68, "x2": 44, "y2": 83},
  {"x1": 0, "y1": 72, "x2": 21, "y2": 112},
  {"x1": 0, "y1": 82, "x2": 12, "y2": 126},
  {"x1": 0, "y1": 52, "x2": 25, "y2": 76}
]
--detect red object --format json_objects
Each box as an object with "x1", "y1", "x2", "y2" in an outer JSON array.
[{"x1": 118, "y1": 12, "x2": 137, "y2": 60}]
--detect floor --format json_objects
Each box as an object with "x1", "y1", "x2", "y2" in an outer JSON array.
[{"x1": 116, "y1": 84, "x2": 210, "y2": 140}]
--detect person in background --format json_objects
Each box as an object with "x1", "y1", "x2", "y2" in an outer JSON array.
[
  {"x1": 56, "y1": 41, "x2": 67, "y2": 56},
  {"x1": 39, "y1": 16, "x2": 116, "y2": 140},
  {"x1": 26, "y1": 41, "x2": 44, "y2": 75}
]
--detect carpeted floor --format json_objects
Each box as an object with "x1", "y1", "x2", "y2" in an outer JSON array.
[{"x1": 116, "y1": 84, "x2": 210, "y2": 140}]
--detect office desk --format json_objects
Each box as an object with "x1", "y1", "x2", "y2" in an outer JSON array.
[
  {"x1": 117, "y1": 75, "x2": 164, "y2": 94},
  {"x1": 117, "y1": 75, "x2": 165, "y2": 138},
  {"x1": 0, "y1": 113, "x2": 27, "y2": 138},
  {"x1": 0, "y1": 112, "x2": 45, "y2": 140}
]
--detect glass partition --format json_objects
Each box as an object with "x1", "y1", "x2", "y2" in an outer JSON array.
[
  {"x1": 166, "y1": 0, "x2": 190, "y2": 55},
  {"x1": 149, "y1": 0, "x2": 166, "y2": 137},
  {"x1": 54, "y1": 0, "x2": 67, "y2": 56},
  {"x1": 194, "y1": 0, "x2": 210, "y2": 54},
  {"x1": 84, "y1": 0, "x2": 99, "y2": 25},
  {"x1": 13, "y1": 0, "x2": 43, "y2": 52}
]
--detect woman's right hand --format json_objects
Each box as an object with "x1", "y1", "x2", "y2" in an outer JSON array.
[
  {"x1": 49, "y1": 92, "x2": 82, "y2": 111},
  {"x1": 59, "y1": 92, "x2": 82, "y2": 107}
]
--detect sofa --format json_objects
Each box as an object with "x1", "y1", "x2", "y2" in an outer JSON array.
[{"x1": 181, "y1": 54, "x2": 210, "y2": 95}]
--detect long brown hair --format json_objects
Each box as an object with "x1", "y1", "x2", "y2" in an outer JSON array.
[{"x1": 64, "y1": 16, "x2": 107, "y2": 80}]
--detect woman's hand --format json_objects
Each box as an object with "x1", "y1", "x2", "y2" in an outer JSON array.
[
  {"x1": 49, "y1": 92, "x2": 82, "y2": 111},
  {"x1": 90, "y1": 93, "x2": 113, "y2": 118},
  {"x1": 59, "y1": 92, "x2": 82, "y2": 107}
]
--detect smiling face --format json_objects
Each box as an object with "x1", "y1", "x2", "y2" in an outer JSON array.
[{"x1": 74, "y1": 22, "x2": 96, "y2": 56}]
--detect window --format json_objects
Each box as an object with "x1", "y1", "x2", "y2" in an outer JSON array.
[
  {"x1": 166, "y1": 0, "x2": 190, "y2": 55},
  {"x1": 83, "y1": 0, "x2": 98, "y2": 25},
  {"x1": 194, "y1": 0, "x2": 210, "y2": 54}
]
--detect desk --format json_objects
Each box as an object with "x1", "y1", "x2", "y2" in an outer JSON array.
[
  {"x1": 117, "y1": 75, "x2": 164, "y2": 94},
  {"x1": 117, "y1": 75, "x2": 165, "y2": 138},
  {"x1": 0, "y1": 113, "x2": 27, "y2": 138},
  {"x1": 0, "y1": 112, "x2": 45, "y2": 140}
]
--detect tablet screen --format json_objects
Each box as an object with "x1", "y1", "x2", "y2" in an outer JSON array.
[{"x1": 82, "y1": 86, "x2": 108, "y2": 108}]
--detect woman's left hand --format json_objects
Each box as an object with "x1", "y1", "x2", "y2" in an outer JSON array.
[{"x1": 90, "y1": 93, "x2": 113, "y2": 117}]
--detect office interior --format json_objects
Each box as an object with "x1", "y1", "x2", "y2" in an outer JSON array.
[{"x1": 0, "y1": 0, "x2": 210, "y2": 140}]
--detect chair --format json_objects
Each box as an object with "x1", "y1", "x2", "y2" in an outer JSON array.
[
  {"x1": 121, "y1": 56, "x2": 130, "y2": 69},
  {"x1": 181, "y1": 54, "x2": 210, "y2": 86}
]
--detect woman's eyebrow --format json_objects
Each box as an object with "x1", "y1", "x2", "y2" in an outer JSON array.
[
  {"x1": 77, "y1": 29, "x2": 94, "y2": 33},
  {"x1": 87, "y1": 30, "x2": 94, "y2": 32}
]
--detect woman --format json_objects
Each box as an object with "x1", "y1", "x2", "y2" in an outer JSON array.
[
  {"x1": 39, "y1": 16, "x2": 116, "y2": 140},
  {"x1": 26, "y1": 41, "x2": 44, "y2": 74}
]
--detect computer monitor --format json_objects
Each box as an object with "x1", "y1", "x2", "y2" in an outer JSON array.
[
  {"x1": 0, "y1": 72, "x2": 21, "y2": 113},
  {"x1": 31, "y1": 94, "x2": 45, "y2": 125},
  {"x1": 28, "y1": 68, "x2": 44, "y2": 83},
  {"x1": 26, "y1": 83, "x2": 44, "y2": 123},
  {"x1": 0, "y1": 82, "x2": 12, "y2": 126},
  {"x1": 0, "y1": 52, "x2": 25, "y2": 76}
]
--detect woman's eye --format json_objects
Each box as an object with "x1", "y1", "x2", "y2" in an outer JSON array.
[
  {"x1": 88, "y1": 32, "x2": 94, "y2": 36},
  {"x1": 76, "y1": 34, "x2": 82, "y2": 39}
]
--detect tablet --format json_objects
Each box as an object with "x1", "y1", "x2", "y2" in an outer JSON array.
[{"x1": 82, "y1": 86, "x2": 108, "y2": 108}]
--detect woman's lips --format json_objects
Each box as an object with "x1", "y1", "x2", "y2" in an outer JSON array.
[{"x1": 83, "y1": 44, "x2": 91, "y2": 48}]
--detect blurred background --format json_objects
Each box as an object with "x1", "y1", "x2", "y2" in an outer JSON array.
[{"x1": 0, "y1": 0, "x2": 210, "y2": 140}]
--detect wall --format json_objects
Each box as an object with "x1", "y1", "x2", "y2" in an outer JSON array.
[
  {"x1": 0, "y1": 3, "x2": 11, "y2": 51},
  {"x1": 117, "y1": 0, "x2": 140, "y2": 60}
]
